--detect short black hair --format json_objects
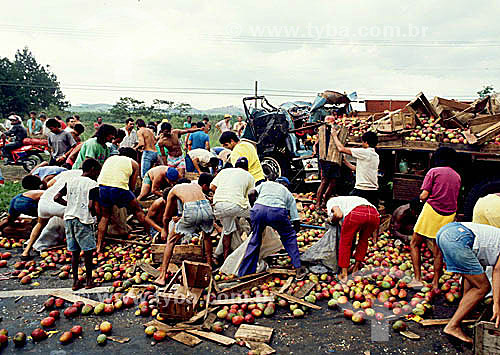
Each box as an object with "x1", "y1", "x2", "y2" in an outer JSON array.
[
  {"x1": 81, "y1": 158, "x2": 101, "y2": 173},
  {"x1": 38, "y1": 113, "x2": 47, "y2": 119},
  {"x1": 198, "y1": 173, "x2": 213, "y2": 187},
  {"x1": 118, "y1": 147, "x2": 137, "y2": 161},
  {"x1": 125, "y1": 118, "x2": 134, "y2": 124},
  {"x1": 202, "y1": 117, "x2": 209, "y2": 122},
  {"x1": 74, "y1": 123, "x2": 85, "y2": 135},
  {"x1": 45, "y1": 118, "x2": 60, "y2": 129},
  {"x1": 115, "y1": 129, "x2": 126, "y2": 140},
  {"x1": 235, "y1": 158, "x2": 248, "y2": 170},
  {"x1": 161, "y1": 122, "x2": 172, "y2": 132},
  {"x1": 73, "y1": 114, "x2": 80, "y2": 120},
  {"x1": 162, "y1": 187, "x2": 172, "y2": 201},
  {"x1": 55, "y1": 115, "x2": 62, "y2": 120},
  {"x1": 30, "y1": 111, "x2": 36, "y2": 116},
  {"x1": 219, "y1": 131, "x2": 239, "y2": 145},
  {"x1": 196, "y1": 121, "x2": 205, "y2": 128},
  {"x1": 409, "y1": 197, "x2": 423, "y2": 213},
  {"x1": 432, "y1": 147, "x2": 457, "y2": 168},
  {"x1": 66, "y1": 116, "x2": 74, "y2": 123},
  {"x1": 22, "y1": 175, "x2": 43, "y2": 189},
  {"x1": 136, "y1": 119, "x2": 146, "y2": 128},
  {"x1": 176, "y1": 178, "x2": 191, "y2": 184},
  {"x1": 209, "y1": 157, "x2": 220, "y2": 168},
  {"x1": 362, "y1": 132, "x2": 378, "y2": 148},
  {"x1": 95, "y1": 124, "x2": 117, "y2": 142}
]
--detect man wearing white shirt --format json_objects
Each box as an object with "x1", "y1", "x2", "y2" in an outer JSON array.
[
  {"x1": 331, "y1": 130, "x2": 380, "y2": 207},
  {"x1": 216, "y1": 114, "x2": 232, "y2": 134}
]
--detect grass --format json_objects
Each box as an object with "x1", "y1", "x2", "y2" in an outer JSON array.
[{"x1": 0, "y1": 181, "x2": 25, "y2": 213}]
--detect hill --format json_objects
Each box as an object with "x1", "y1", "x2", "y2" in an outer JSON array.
[{"x1": 70, "y1": 103, "x2": 244, "y2": 116}]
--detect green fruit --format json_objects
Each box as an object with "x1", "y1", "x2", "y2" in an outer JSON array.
[
  {"x1": 293, "y1": 309, "x2": 304, "y2": 318},
  {"x1": 263, "y1": 306, "x2": 275, "y2": 317},
  {"x1": 144, "y1": 326, "x2": 156, "y2": 336},
  {"x1": 94, "y1": 303, "x2": 105, "y2": 315},
  {"x1": 81, "y1": 304, "x2": 93, "y2": 315},
  {"x1": 304, "y1": 295, "x2": 316, "y2": 304},
  {"x1": 392, "y1": 320, "x2": 407, "y2": 332},
  {"x1": 327, "y1": 299, "x2": 338, "y2": 309},
  {"x1": 13, "y1": 332, "x2": 27, "y2": 347},
  {"x1": 289, "y1": 304, "x2": 298, "y2": 311},
  {"x1": 97, "y1": 334, "x2": 107, "y2": 345},
  {"x1": 104, "y1": 272, "x2": 112, "y2": 281}
]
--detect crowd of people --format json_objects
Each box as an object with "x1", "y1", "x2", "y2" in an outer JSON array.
[{"x1": 1, "y1": 111, "x2": 500, "y2": 345}]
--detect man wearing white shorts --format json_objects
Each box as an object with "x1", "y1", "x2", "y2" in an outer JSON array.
[{"x1": 21, "y1": 169, "x2": 83, "y2": 259}]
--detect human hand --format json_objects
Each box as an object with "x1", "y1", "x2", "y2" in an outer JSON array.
[
  {"x1": 161, "y1": 229, "x2": 168, "y2": 241},
  {"x1": 492, "y1": 302, "x2": 500, "y2": 328}
]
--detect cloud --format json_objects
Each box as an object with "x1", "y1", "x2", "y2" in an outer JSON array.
[{"x1": 1, "y1": 0, "x2": 499, "y2": 109}]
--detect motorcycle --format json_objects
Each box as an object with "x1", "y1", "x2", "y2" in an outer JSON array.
[{"x1": 0, "y1": 137, "x2": 48, "y2": 172}]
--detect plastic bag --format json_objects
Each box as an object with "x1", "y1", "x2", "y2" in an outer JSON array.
[
  {"x1": 220, "y1": 227, "x2": 283, "y2": 276},
  {"x1": 214, "y1": 217, "x2": 251, "y2": 258},
  {"x1": 300, "y1": 224, "x2": 341, "y2": 273},
  {"x1": 33, "y1": 216, "x2": 66, "y2": 251}
]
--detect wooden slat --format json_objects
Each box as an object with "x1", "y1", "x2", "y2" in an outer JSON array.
[
  {"x1": 107, "y1": 336, "x2": 130, "y2": 344},
  {"x1": 185, "y1": 329, "x2": 236, "y2": 346},
  {"x1": 400, "y1": 331, "x2": 420, "y2": 340},
  {"x1": 210, "y1": 296, "x2": 274, "y2": 306},
  {"x1": 270, "y1": 291, "x2": 321, "y2": 310},
  {"x1": 143, "y1": 320, "x2": 202, "y2": 347},
  {"x1": 279, "y1": 277, "x2": 294, "y2": 294},
  {"x1": 246, "y1": 341, "x2": 276, "y2": 355},
  {"x1": 0, "y1": 286, "x2": 108, "y2": 298},
  {"x1": 235, "y1": 324, "x2": 273, "y2": 343},
  {"x1": 202, "y1": 313, "x2": 217, "y2": 330},
  {"x1": 420, "y1": 318, "x2": 476, "y2": 326},
  {"x1": 137, "y1": 261, "x2": 160, "y2": 278},
  {"x1": 104, "y1": 237, "x2": 149, "y2": 246},
  {"x1": 293, "y1": 281, "x2": 315, "y2": 299},
  {"x1": 318, "y1": 125, "x2": 327, "y2": 160},
  {"x1": 220, "y1": 274, "x2": 273, "y2": 294},
  {"x1": 50, "y1": 291, "x2": 100, "y2": 307}
]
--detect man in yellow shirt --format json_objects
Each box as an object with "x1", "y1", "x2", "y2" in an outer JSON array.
[
  {"x1": 473, "y1": 193, "x2": 500, "y2": 227},
  {"x1": 219, "y1": 131, "x2": 265, "y2": 184}
]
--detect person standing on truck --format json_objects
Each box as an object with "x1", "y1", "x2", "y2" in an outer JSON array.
[
  {"x1": 219, "y1": 131, "x2": 265, "y2": 185},
  {"x1": 409, "y1": 147, "x2": 461, "y2": 290},
  {"x1": 331, "y1": 129, "x2": 380, "y2": 207}
]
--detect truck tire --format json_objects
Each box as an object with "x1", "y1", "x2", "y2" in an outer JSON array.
[
  {"x1": 463, "y1": 179, "x2": 500, "y2": 221},
  {"x1": 261, "y1": 155, "x2": 289, "y2": 182}
]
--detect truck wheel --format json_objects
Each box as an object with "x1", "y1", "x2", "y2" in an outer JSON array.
[
  {"x1": 22, "y1": 158, "x2": 38, "y2": 173},
  {"x1": 261, "y1": 155, "x2": 288, "y2": 181},
  {"x1": 463, "y1": 179, "x2": 500, "y2": 221}
]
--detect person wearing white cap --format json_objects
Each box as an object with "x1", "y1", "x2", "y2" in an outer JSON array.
[
  {"x1": 2, "y1": 115, "x2": 27, "y2": 164},
  {"x1": 216, "y1": 114, "x2": 232, "y2": 134}
]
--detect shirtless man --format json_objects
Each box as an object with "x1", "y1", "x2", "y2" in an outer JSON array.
[
  {"x1": 137, "y1": 166, "x2": 179, "y2": 201},
  {"x1": 157, "y1": 122, "x2": 201, "y2": 178},
  {"x1": 136, "y1": 119, "x2": 158, "y2": 178},
  {"x1": 146, "y1": 187, "x2": 172, "y2": 235},
  {"x1": 154, "y1": 173, "x2": 215, "y2": 286}
]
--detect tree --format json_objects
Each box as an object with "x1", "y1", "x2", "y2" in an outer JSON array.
[
  {"x1": 0, "y1": 47, "x2": 67, "y2": 116},
  {"x1": 478, "y1": 85, "x2": 495, "y2": 98},
  {"x1": 175, "y1": 102, "x2": 192, "y2": 115},
  {"x1": 110, "y1": 97, "x2": 147, "y2": 119}
]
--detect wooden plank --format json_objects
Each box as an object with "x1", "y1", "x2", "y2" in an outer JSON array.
[
  {"x1": 107, "y1": 336, "x2": 130, "y2": 344},
  {"x1": 104, "y1": 237, "x2": 149, "y2": 247},
  {"x1": 268, "y1": 268, "x2": 297, "y2": 276},
  {"x1": 246, "y1": 341, "x2": 276, "y2": 355},
  {"x1": 185, "y1": 329, "x2": 236, "y2": 346},
  {"x1": 476, "y1": 121, "x2": 500, "y2": 145},
  {"x1": 152, "y1": 244, "x2": 204, "y2": 264},
  {"x1": 400, "y1": 331, "x2": 420, "y2": 340},
  {"x1": 202, "y1": 313, "x2": 217, "y2": 330},
  {"x1": 235, "y1": 324, "x2": 273, "y2": 343},
  {"x1": 178, "y1": 307, "x2": 217, "y2": 326},
  {"x1": 0, "y1": 286, "x2": 108, "y2": 298},
  {"x1": 144, "y1": 320, "x2": 202, "y2": 347},
  {"x1": 318, "y1": 125, "x2": 327, "y2": 160},
  {"x1": 420, "y1": 318, "x2": 476, "y2": 326},
  {"x1": 210, "y1": 296, "x2": 274, "y2": 306},
  {"x1": 279, "y1": 277, "x2": 294, "y2": 294},
  {"x1": 137, "y1": 261, "x2": 160, "y2": 278},
  {"x1": 50, "y1": 291, "x2": 100, "y2": 307},
  {"x1": 293, "y1": 281, "x2": 315, "y2": 299},
  {"x1": 270, "y1": 291, "x2": 321, "y2": 310},
  {"x1": 220, "y1": 274, "x2": 273, "y2": 294}
]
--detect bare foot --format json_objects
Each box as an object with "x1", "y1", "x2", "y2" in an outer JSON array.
[
  {"x1": 85, "y1": 281, "x2": 96, "y2": 289},
  {"x1": 444, "y1": 325, "x2": 473, "y2": 344},
  {"x1": 408, "y1": 279, "x2": 424, "y2": 289},
  {"x1": 338, "y1": 274, "x2": 348, "y2": 284},
  {"x1": 153, "y1": 276, "x2": 166, "y2": 287}
]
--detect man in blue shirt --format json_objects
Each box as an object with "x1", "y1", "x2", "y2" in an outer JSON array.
[
  {"x1": 239, "y1": 177, "x2": 306, "y2": 279},
  {"x1": 188, "y1": 121, "x2": 210, "y2": 150}
]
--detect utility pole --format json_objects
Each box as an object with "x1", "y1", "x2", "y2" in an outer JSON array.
[{"x1": 254, "y1": 81, "x2": 258, "y2": 108}]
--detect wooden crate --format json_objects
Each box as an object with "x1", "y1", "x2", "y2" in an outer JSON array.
[
  {"x1": 152, "y1": 244, "x2": 205, "y2": 264},
  {"x1": 182, "y1": 261, "x2": 211, "y2": 289},
  {"x1": 402, "y1": 140, "x2": 440, "y2": 150},
  {"x1": 184, "y1": 172, "x2": 200, "y2": 181},
  {"x1": 475, "y1": 321, "x2": 500, "y2": 355},
  {"x1": 157, "y1": 292, "x2": 196, "y2": 321},
  {"x1": 378, "y1": 214, "x2": 391, "y2": 234},
  {"x1": 393, "y1": 176, "x2": 424, "y2": 201}
]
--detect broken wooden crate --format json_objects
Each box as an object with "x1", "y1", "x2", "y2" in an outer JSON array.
[
  {"x1": 152, "y1": 243, "x2": 205, "y2": 264},
  {"x1": 157, "y1": 261, "x2": 211, "y2": 321},
  {"x1": 475, "y1": 321, "x2": 500, "y2": 355}
]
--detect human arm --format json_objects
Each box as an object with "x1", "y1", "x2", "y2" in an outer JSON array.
[
  {"x1": 286, "y1": 192, "x2": 300, "y2": 221},
  {"x1": 329, "y1": 206, "x2": 344, "y2": 224},
  {"x1": 129, "y1": 160, "x2": 139, "y2": 192},
  {"x1": 54, "y1": 184, "x2": 67, "y2": 206},
  {"x1": 331, "y1": 127, "x2": 352, "y2": 155},
  {"x1": 172, "y1": 127, "x2": 202, "y2": 136},
  {"x1": 88, "y1": 187, "x2": 99, "y2": 216},
  {"x1": 67, "y1": 143, "x2": 82, "y2": 163},
  {"x1": 215, "y1": 121, "x2": 222, "y2": 133},
  {"x1": 419, "y1": 190, "x2": 429, "y2": 202},
  {"x1": 343, "y1": 156, "x2": 356, "y2": 171},
  {"x1": 150, "y1": 176, "x2": 163, "y2": 197},
  {"x1": 157, "y1": 139, "x2": 168, "y2": 165},
  {"x1": 136, "y1": 130, "x2": 145, "y2": 150},
  {"x1": 146, "y1": 203, "x2": 163, "y2": 233},
  {"x1": 205, "y1": 136, "x2": 210, "y2": 151},
  {"x1": 191, "y1": 157, "x2": 203, "y2": 174},
  {"x1": 161, "y1": 190, "x2": 177, "y2": 240},
  {"x1": 420, "y1": 170, "x2": 434, "y2": 202},
  {"x1": 491, "y1": 254, "x2": 500, "y2": 327}
]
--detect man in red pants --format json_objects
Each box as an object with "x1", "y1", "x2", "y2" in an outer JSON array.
[{"x1": 327, "y1": 195, "x2": 380, "y2": 283}]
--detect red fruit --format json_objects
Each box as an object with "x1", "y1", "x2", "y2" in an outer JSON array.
[
  {"x1": 352, "y1": 311, "x2": 365, "y2": 324},
  {"x1": 64, "y1": 306, "x2": 79, "y2": 318},
  {"x1": 383, "y1": 301, "x2": 393, "y2": 310},
  {"x1": 70, "y1": 325, "x2": 83, "y2": 337},
  {"x1": 44, "y1": 297, "x2": 55, "y2": 310},
  {"x1": 0, "y1": 334, "x2": 7, "y2": 347},
  {"x1": 153, "y1": 330, "x2": 167, "y2": 341},
  {"x1": 251, "y1": 309, "x2": 262, "y2": 318},
  {"x1": 122, "y1": 296, "x2": 134, "y2": 308},
  {"x1": 99, "y1": 321, "x2": 112, "y2": 334},
  {"x1": 104, "y1": 304, "x2": 115, "y2": 314},
  {"x1": 40, "y1": 317, "x2": 56, "y2": 328},
  {"x1": 232, "y1": 315, "x2": 244, "y2": 326},
  {"x1": 49, "y1": 310, "x2": 60, "y2": 319},
  {"x1": 31, "y1": 328, "x2": 48, "y2": 342},
  {"x1": 55, "y1": 298, "x2": 65, "y2": 308},
  {"x1": 0, "y1": 260, "x2": 7, "y2": 267},
  {"x1": 244, "y1": 314, "x2": 255, "y2": 324},
  {"x1": 343, "y1": 309, "x2": 354, "y2": 319},
  {"x1": 1, "y1": 252, "x2": 11, "y2": 259}
]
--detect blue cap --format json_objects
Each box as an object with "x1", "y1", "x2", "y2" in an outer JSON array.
[
  {"x1": 235, "y1": 156, "x2": 249, "y2": 169},
  {"x1": 276, "y1": 176, "x2": 290, "y2": 186},
  {"x1": 166, "y1": 167, "x2": 179, "y2": 181}
]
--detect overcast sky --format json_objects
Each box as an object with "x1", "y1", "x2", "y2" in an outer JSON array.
[{"x1": 1, "y1": 1, "x2": 499, "y2": 109}]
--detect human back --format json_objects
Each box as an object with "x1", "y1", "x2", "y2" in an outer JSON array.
[{"x1": 98, "y1": 155, "x2": 133, "y2": 190}]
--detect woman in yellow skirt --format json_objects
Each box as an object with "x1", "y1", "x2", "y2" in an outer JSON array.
[{"x1": 409, "y1": 147, "x2": 461, "y2": 290}]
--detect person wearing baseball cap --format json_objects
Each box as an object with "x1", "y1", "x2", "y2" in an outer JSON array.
[
  {"x1": 238, "y1": 176, "x2": 306, "y2": 280},
  {"x1": 2, "y1": 114, "x2": 27, "y2": 164},
  {"x1": 137, "y1": 166, "x2": 179, "y2": 201},
  {"x1": 210, "y1": 156, "x2": 255, "y2": 261}
]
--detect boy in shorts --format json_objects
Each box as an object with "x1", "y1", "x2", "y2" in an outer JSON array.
[{"x1": 54, "y1": 158, "x2": 101, "y2": 290}]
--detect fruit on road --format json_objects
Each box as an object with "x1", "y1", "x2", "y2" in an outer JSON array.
[
  {"x1": 97, "y1": 334, "x2": 107, "y2": 345},
  {"x1": 13, "y1": 332, "x2": 27, "y2": 347},
  {"x1": 392, "y1": 320, "x2": 408, "y2": 332},
  {"x1": 70, "y1": 325, "x2": 83, "y2": 337},
  {"x1": 41, "y1": 317, "x2": 56, "y2": 328},
  {"x1": 99, "y1": 321, "x2": 112, "y2": 334},
  {"x1": 60, "y1": 331, "x2": 73, "y2": 344},
  {"x1": 31, "y1": 328, "x2": 48, "y2": 342},
  {"x1": 153, "y1": 330, "x2": 167, "y2": 342},
  {"x1": 144, "y1": 326, "x2": 157, "y2": 337}
]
